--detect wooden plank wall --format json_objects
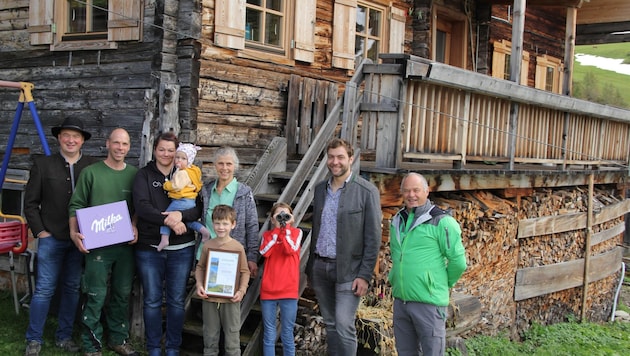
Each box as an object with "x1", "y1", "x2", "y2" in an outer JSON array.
[{"x1": 286, "y1": 75, "x2": 339, "y2": 158}]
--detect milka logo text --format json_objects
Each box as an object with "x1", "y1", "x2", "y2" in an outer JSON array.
[{"x1": 91, "y1": 213, "x2": 123, "y2": 233}]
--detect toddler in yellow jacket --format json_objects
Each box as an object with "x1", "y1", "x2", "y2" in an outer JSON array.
[{"x1": 158, "y1": 143, "x2": 210, "y2": 251}]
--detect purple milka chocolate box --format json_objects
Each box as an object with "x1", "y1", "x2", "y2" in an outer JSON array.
[{"x1": 76, "y1": 200, "x2": 134, "y2": 250}]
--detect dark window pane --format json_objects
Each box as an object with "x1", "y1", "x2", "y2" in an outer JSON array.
[
  {"x1": 436, "y1": 30, "x2": 447, "y2": 63},
  {"x1": 265, "y1": 13, "x2": 282, "y2": 46},
  {"x1": 67, "y1": 0, "x2": 86, "y2": 34},
  {"x1": 368, "y1": 8, "x2": 381, "y2": 37},
  {"x1": 504, "y1": 54, "x2": 512, "y2": 80},
  {"x1": 246, "y1": 9, "x2": 262, "y2": 42},
  {"x1": 545, "y1": 66, "x2": 554, "y2": 91},
  {"x1": 92, "y1": 0, "x2": 108, "y2": 32},
  {"x1": 247, "y1": 0, "x2": 262, "y2": 6}
]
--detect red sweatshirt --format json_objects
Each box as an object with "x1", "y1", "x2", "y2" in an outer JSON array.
[{"x1": 259, "y1": 225, "x2": 303, "y2": 300}]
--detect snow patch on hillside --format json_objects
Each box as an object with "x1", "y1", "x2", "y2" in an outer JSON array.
[{"x1": 575, "y1": 54, "x2": 630, "y2": 75}]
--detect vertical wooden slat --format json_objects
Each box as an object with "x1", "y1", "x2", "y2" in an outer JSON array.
[
  {"x1": 312, "y1": 81, "x2": 329, "y2": 137},
  {"x1": 299, "y1": 78, "x2": 316, "y2": 155},
  {"x1": 408, "y1": 80, "x2": 416, "y2": 153},
  {"x1": 418, "y1": 84, "x2": 428, "y2": 152},
  {"x1": 286, "y1": 75, "x2": 302, "y2": 156},
  {"x1": 458, "y1": 92, "x2": 471, "y2": 166},
  {"x1": 362, "y1": 71, "x2": 379, "y2": 150}
]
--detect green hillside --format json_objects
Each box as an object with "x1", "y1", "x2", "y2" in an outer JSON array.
[{"x1": 573, "y1": 42, "x2": 630, "y2": 108}]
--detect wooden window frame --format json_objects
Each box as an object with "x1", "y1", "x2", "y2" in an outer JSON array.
[
  {"x1": 355, "y1": 1, "x2": 386, "y2": 64},
  {"x1": 332, "y1": 0, "x2": 406, "y2": 70},
  {"x1": 492, "y1": 40, "x2": 529, "y2": 85},
  {"x1": 535, "y1": 55, "x2": 563, "y2": 94},
  {"x1": 244, "y1": 0, "x2": 290, "y2": 56},
  {"x1": 29, "y1": 0, "x2": 143, "y2": 51},
  {"x1": 216, "y1": 0, "x2": 315, "y2": 66}
]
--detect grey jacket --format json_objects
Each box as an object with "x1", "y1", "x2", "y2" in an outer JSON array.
[
  {"x1": 200, "y1": 179, "x2": 260, "y2": 263},
  {"x1": 308, "y1": 174, "x2": 382, "y2": 284}
]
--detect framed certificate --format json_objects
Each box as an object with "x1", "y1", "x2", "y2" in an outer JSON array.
[{"x1": 204, "y1": 249, "x2": 240, "y2": 298}]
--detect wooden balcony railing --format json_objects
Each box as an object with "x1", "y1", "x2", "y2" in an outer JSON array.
[{"x1": 359, "y1": 54, "x2": 630, "y2": 172}]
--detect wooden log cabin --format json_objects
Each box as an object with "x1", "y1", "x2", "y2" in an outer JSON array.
[{"x1": 1, "y1": 0, "x2": 630, "y2": 353}]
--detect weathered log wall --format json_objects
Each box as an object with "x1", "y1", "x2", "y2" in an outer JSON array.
[{"x1": 0, "y1": 1, "x2": 168, "y2": 168}]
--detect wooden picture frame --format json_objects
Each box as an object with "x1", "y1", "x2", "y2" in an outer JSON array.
[{"x1": 203, "y1": 249, "x2": 240, "y2": 298}]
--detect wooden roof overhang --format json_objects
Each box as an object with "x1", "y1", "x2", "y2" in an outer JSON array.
[
  {"x1": 576, "y1": 0, "x2": 630, "y2": 45},
  {"x1": 480, "y1": 1, "x2": 630, "y2": 45}
]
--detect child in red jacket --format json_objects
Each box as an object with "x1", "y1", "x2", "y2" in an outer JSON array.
[{"x1": 260, "y1": 202, "x2": 303, "y2": 356}]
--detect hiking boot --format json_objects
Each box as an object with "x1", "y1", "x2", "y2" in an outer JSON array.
[
  {"x1": 108, "y1": 342, "x2": 138, "y2": 356},
  {"x1": 25, "y1": 341, "x2": 41, "y2": 356},
  {"x1": 56, "y1": 339, "x2": 80, "y2": 352}
]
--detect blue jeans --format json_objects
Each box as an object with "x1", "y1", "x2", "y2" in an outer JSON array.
[
  {"x1": 135, "y1": 245, "x2": 194, "y2": 354},
  {"x1": 159, "y1": 198, "x2": 205, "y2": 236},
  {"x1": 26, "y1": 236, "x2": 83, "y2": 343},
  {"x1": 310, "y1": 258, "x2": 361, "y2": 356},
  {"x1": 261, "y1": 299, "x2": 298, "y2": 356}
]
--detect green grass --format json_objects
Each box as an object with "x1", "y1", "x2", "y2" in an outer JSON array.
[
  {"x1": 0, "y1": 292, "x2": 144, "y2": 355},
  {"x1": 453, "y1": 320, "x2": 630, "y2": 356},
  {"x1": 573, "y1": 43, "x2": 630, "y2": 107}
]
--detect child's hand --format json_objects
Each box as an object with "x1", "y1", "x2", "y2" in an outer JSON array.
[
  {"x1": 231, "y1": 290, "x2": 244, "y2": 303},
  {"x1": 196, "y1": 285, "x2": 208, "y2": 299}
]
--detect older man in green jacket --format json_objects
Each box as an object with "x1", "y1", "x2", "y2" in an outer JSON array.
[{"x1": 389, "y1": 172, "x2": 467, "y2": 356}]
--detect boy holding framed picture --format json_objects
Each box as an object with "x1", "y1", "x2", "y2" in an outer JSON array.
[{"x1": 195, "y1": 204, "x2": 250, "y2": 356}]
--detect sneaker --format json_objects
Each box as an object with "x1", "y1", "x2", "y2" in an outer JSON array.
[
  {"x1": 56, "y1": 339, "x2": 80, "y2": 352},
  {"x1": 108, "y1": 342, "x2": 138, "y2": 356},
  {"x1": 25, "y1": 341, "x2": 41, "y2": 356}
]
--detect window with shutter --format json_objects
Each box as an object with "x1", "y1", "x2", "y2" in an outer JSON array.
[
  {"x1": 333, "y1": 1, "x2": 406, "y2": 70},
  {"x1": 535, "y1": 55, "x2": 563, "y2": 93},
  {"x1": 492, "y1": 40, "x2": 529, "y2": 85},
  {"x1": 28, "y1": 0, "x2": 142, "y2": 51},
  {"x1": 214, "y1": 0, "x2": 314, "y2": 64}
]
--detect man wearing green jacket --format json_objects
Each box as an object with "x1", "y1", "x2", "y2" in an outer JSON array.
[{"x1": 389, "y1": 173, "x2": 467, "y2": 356}]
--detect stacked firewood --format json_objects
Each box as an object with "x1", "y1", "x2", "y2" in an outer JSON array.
[{"x1": 294, "y1": 178, "x2": 626, "y2": 351}]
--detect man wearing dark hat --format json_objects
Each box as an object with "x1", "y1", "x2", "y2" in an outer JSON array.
[{"x1": 24, "y1": 117, "x2": 99, "y2": 356}]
